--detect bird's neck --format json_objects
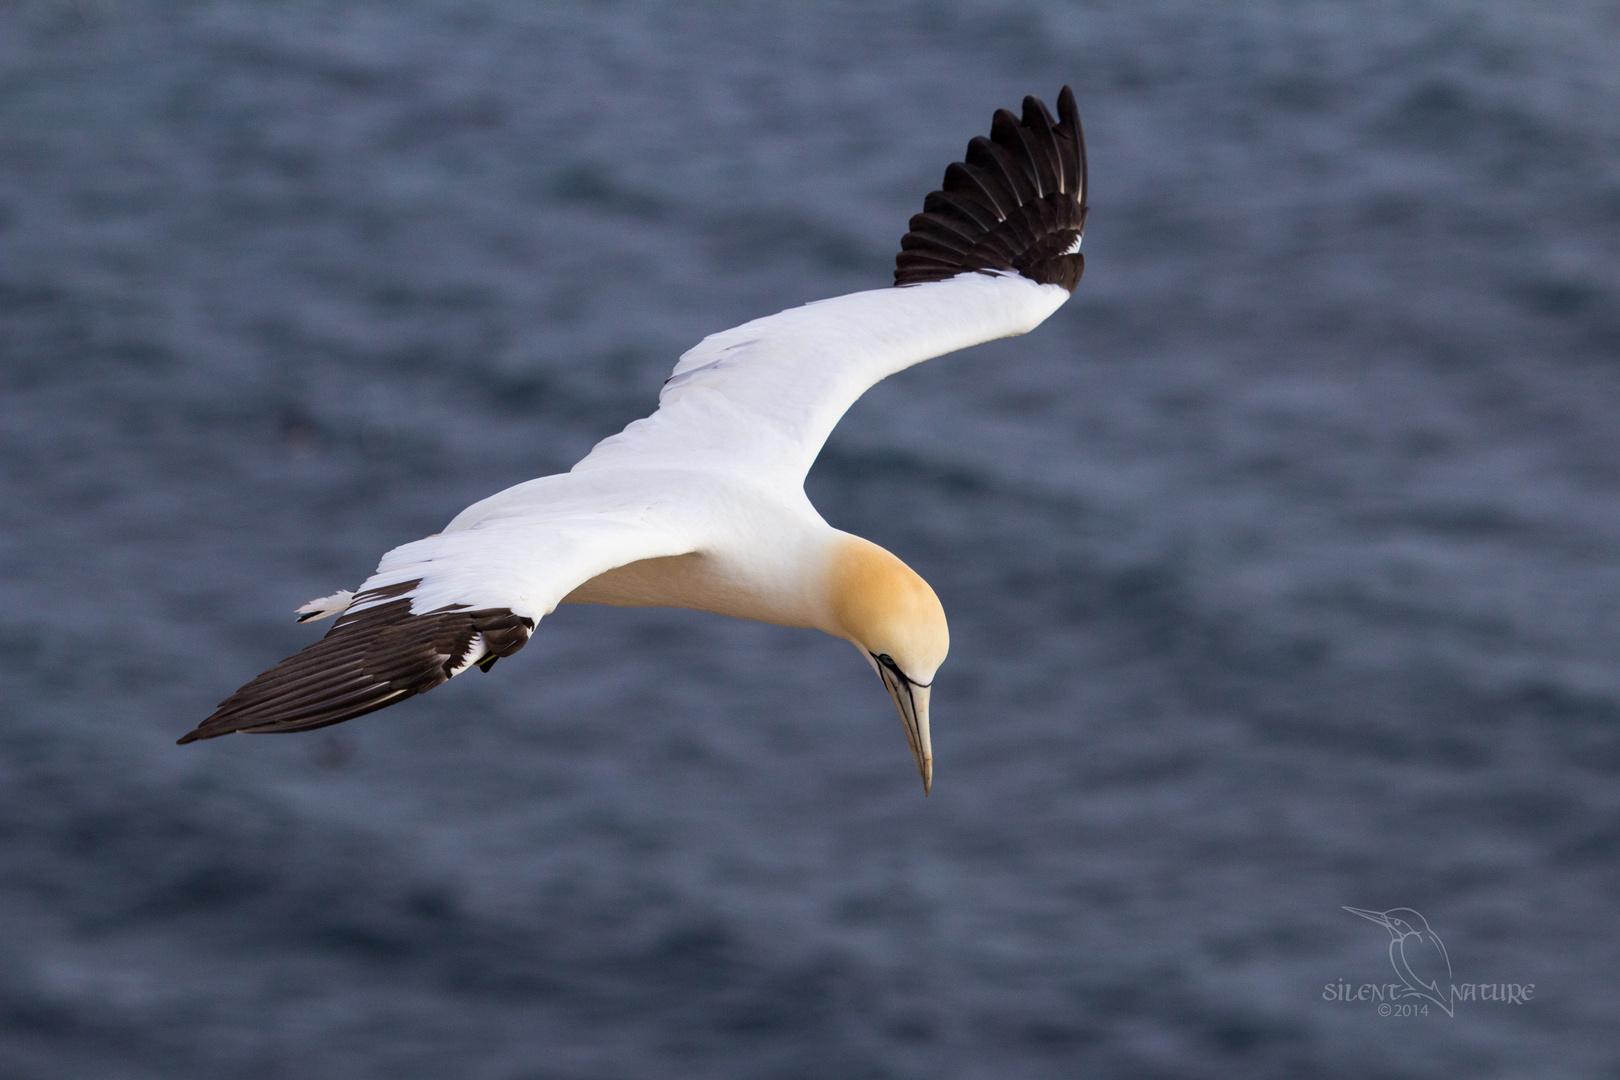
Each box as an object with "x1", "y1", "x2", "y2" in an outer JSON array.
[
  {"x1": 558, "y1": 529, "x2": 938, "y2": 649},
  {"x1": 556, "y1": 524, "x2": 843, "y2": 633}
]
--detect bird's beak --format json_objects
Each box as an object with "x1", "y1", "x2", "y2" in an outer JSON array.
[
  {"x1": 1343, "y1": 907, "x2": 1392, "y2": 930},
  {"x1": 873, "y1": 657, "x2": 932, "y2": 795}
]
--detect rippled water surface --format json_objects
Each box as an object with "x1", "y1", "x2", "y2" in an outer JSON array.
[{"x1": 3, "y1": 3, "x2": 1619, "y2": 1077}]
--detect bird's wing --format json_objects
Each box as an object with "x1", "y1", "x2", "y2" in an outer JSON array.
[
  {"x1": 575, "y1": 87, "x2": 1088, "y2": 488},
  {"x1": 179, "y1": 477, "x2": 698, "y2": 743}
]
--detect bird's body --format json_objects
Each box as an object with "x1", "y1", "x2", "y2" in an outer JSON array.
[{"x1": 180, "y1": 88, "x2": 1090, "y2": 793}]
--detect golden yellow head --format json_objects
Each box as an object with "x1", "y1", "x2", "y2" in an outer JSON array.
[
  {"x1": 827, "y1": 535, "x2": 948, "y2": 793},
  {"x1": 828, "y1": 535, "x2": 949, "y2": 681}
]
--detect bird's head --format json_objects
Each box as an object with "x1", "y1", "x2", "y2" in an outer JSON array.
[
  {"x1": 828, "y1": 535, "x2": 949, "y2": 795},
  {"x1": 1345, "y1": 907, "x2": 1434, "y2": 942},
  {"x1": 1344, "y1": 907, "x2": 1405, "y2": 938},
  {"x1": 1382, "y1": 908, "x2": 1437, "y2": 937}
]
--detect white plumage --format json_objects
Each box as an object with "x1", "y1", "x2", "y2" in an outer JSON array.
[
  {"x1": 353, "y1": 272, "x2": 1070, "y2": 622},
  {"x1": 182, "y1": 86, "x2": 1089, "y2": 794}
]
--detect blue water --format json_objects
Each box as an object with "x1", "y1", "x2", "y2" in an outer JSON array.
[{"x1": 2, "y1": 3, "x2": 1617, "y2": 1076}]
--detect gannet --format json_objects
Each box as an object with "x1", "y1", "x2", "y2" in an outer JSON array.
[{"x1": 179, "y1": 86, "x2": 1090, "y2": 794}]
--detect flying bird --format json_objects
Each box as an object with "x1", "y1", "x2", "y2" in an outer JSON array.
[{"x1": 179, "y1": 87, "x2": 1090, "y2": 793}]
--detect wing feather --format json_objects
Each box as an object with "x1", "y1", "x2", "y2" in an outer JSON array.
[
  {"x1": 179, "y1": 488, "x2": 698, "y2": 742},
  {"x1": 898, "y1": 85, "x2": 1088, "y2": 290},
  {"x1": 573, "y1": 272, "x2": 1072, "y2": 486},
  {"x1": 575, "y1": 88, "x2": 1087, "y2": 485}
]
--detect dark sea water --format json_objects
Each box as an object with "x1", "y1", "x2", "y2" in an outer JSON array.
[{"x1": 3, "y1": 2, "x2": 1619, "y2": 1076}]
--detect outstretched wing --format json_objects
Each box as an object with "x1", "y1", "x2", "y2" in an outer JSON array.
[
  {"x1": 576, "y1": 86, "x2": 1087, "y2": 487},
  {"x1": 181, "y1": 86, "x2": 1088, "y2": 744},
  {"x1": 179, "y1": 480, "x2": 697, "y2": 743}
]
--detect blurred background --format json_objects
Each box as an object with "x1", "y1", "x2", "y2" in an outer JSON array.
[{"x1": 2, "y1": 2, "x2": 1618, "y2": 1077}]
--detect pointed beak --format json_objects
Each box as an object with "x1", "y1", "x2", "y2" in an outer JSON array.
[
  {"x1": 874, "y1": 658, "x2": 932, "y2": 795},
  {"x1": 1343, "y1": 907, "x2": 1393, "y2": 931}
]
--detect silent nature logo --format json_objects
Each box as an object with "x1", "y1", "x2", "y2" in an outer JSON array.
[{"x1": 1329, "y1": 907, "x2": 1535, "y2": 1017}]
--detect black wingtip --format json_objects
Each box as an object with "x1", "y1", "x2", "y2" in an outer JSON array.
[
  {"x1": 178, "y1": 580, "x2": 534, "y2": 744},
  {"x1": 1056, "y1": 84, "x2": 1088, "y2": 216},
  {"x1": 895, "y1": 85, "x2": 1087, "y2": 292}
]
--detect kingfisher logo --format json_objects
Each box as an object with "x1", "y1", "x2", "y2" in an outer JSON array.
[{"x1": 1330, "y1": 907, "x2": 1535, "y2": 1017}]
